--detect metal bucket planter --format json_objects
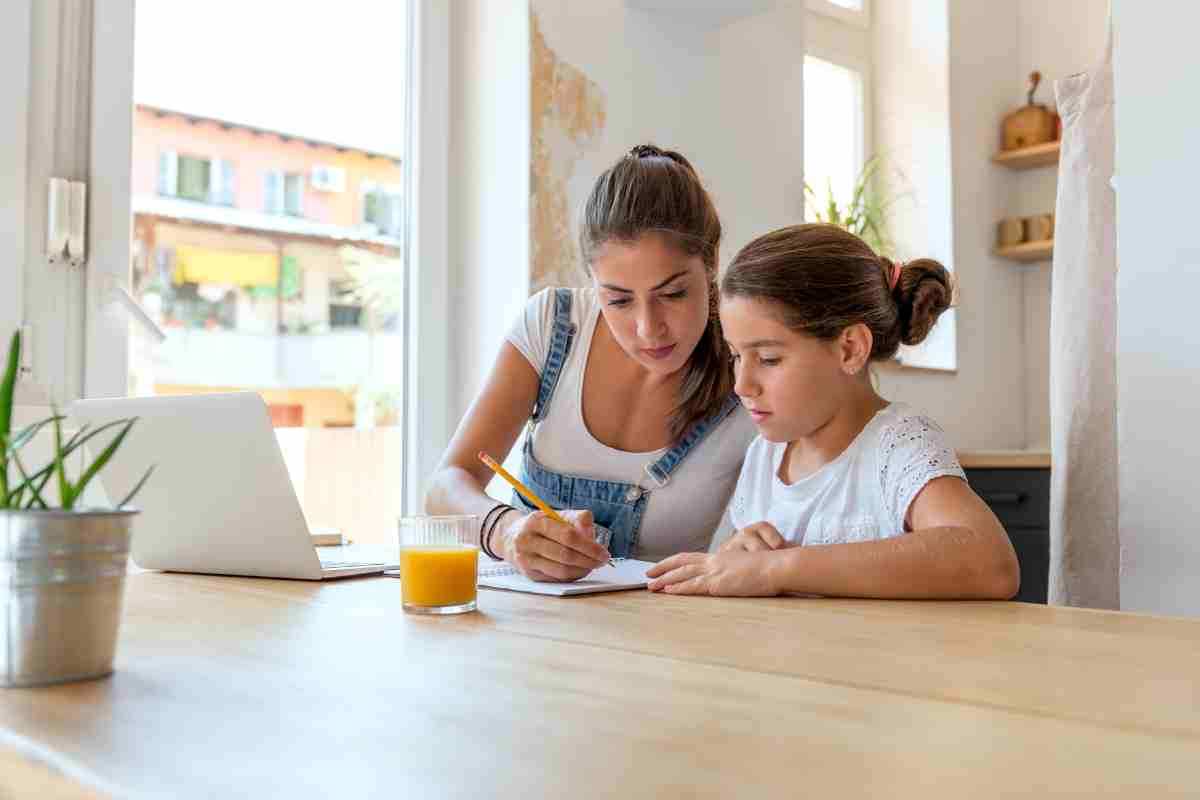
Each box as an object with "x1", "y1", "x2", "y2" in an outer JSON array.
[{"x1": 1, "y1": 508, "x2": 136, "y2": 687}]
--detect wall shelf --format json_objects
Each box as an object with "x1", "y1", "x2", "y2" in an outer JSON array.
[
  {"x1": 995, "y1": 240, "x2": 1053, "y2": 263},
  {"x1": 992, "y1": 141, "x2": 1060, "y2": 170}
]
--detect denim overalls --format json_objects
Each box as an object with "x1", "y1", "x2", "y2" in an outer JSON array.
[{"x1": 515, "y1": 289, "x2": 739, "y2": 558}]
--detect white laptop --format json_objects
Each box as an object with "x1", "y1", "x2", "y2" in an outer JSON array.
[{"x1": 71, "y1": 392, "x2": 397, "y2": 580}]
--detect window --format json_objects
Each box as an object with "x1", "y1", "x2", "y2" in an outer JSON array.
[
  {"x1": 283, "y1": 173, "x2": 305, "y2": 217},
  {"x1": 120, "y1": 0, "x2": 418, "y2": 542},
  {"x1": 803, "y1": 56, "x2": 865, "y2": 223},
  {"x1": 803, "y1": 0, "x2": 870, "y2": 227},
  {"x1": 158, "y1": 152, "x2": 235, "y2": 205},
  {"x1": 65, "y1": 0, "x2": 452, "y2": 523},
  {"x1": 265, "y1": 170, "x2": 305, "y2": 216},
  {"x1": 362, "y1": 182, "x2": 404, "y2": 237},
  {"x1": 177, "y1": 155, "x2": 210, "y2": 201}
]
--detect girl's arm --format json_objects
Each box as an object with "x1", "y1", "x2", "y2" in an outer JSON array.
[
  {"x1": 648, "y1": 478, "x2": 1020, "y2": 599},
  {"x1": 425, "y1": 342, "x2": 610, "y2": 580}
]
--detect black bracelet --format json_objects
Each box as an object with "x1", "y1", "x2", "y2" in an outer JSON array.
[
  {"x1": 484, "y1": 506, "x2": 518, "y2": 561},
  {"x1": 478, "y1": 504, "x2": 507, "y2": 558},
  {"x1": 485, "y1": 506, "x2": 517, "y2": 560}
]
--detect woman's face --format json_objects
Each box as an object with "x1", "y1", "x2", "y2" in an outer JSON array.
[{"x1": 590, "y1": 233, "x2": 712, "y2": 378}]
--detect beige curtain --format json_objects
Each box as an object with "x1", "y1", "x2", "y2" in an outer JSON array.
[{"x1": 1048, "y1": 12, "x2": 1119, "y2": 608}]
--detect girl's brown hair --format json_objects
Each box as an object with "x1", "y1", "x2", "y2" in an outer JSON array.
[
  {"x1": 580, "y1": 144, "x2": 732, "y2": 439},
  {"x1": 721, "y1": 223, "x2": 954, "y2": 361}
]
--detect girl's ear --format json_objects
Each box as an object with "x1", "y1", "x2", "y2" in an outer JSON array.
[{"x1": 838, "y1": 323, "x2": 874, "y2": 375}]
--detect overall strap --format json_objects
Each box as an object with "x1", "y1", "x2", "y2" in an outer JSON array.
[
  {"x1": 530, "y1": 288, "x2": 577, "y2": 424},
  {"x1": 642, "y1": 395, "x2": 740, "y2": 489}
]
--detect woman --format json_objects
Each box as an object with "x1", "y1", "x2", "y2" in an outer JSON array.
[{"x1": 425, "y1": 144, "x2": 755, "y2": 581}]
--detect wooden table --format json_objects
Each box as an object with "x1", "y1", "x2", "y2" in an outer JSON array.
[{"x1": 2, "y1": 573, "x2": 1199, "y2": 798}]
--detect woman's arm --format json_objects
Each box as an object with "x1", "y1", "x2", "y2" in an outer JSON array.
[
  {"x1": 425, "y1": 342, "x2": 610, "y2": 581},
  {"x1": 648, "y1": 477, "x2": 1020, "y2": 599},
  {"x1": 425, "y1": 342, "x2": 540, "y2": 520}
]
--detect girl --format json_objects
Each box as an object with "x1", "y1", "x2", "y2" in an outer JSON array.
[
  {"x1": 648, "y1": 223, "x2": 1019, "y2": 599},
  {"x1": 426, "y1": 145, "x2": 755, "y2": 581}
]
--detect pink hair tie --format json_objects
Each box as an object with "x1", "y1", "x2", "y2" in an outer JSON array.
[{"x1": 889, "y1": 260, "x2": 903, "y2": 291}]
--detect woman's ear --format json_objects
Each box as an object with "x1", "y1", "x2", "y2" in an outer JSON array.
[{"x1": 838, "y1": 323, "x2": 874, "y2": 375}]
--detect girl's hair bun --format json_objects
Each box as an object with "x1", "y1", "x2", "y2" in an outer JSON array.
[{"x1": 894, "y1": 257, "x2": 954, "y2": 346}]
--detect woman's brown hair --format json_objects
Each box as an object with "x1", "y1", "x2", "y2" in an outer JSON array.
[
  {"x1": 580, "y1": 144, "x2": 732, "y2": 439},
  {"x1": 721, "y1": 223, "x2": 954, "y2": 361}
]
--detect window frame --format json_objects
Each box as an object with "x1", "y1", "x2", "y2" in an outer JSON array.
[
  {"x1": 806, "y1": 0, "x2": 870, "y2": 30},
  {"x1": 0, "y1": 1, "x2": 30, "y2": 352},
  {"x1": 803, "y1": 4, "x2": 872, "y2": 225},
  {"x1": 12, "y1": 0, "x2": 456, "y2": 515}
]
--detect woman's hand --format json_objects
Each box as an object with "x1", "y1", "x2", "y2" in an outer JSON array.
[
  {"x1": 718, "y1": 521, "x2": 788, "y2": 553},
  {"x1": 646, "y1": 550, "x2": 780, "y2": 597},
  {"x1": 494, "y1": 509, "x2": 611, "y2": 582}
]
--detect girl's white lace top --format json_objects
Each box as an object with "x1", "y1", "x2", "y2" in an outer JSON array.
[{"x1": 721, "y1": 403, "x2": 966, "y2": 547}]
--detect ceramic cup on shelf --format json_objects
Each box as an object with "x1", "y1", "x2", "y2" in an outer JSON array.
[
  {"x1": 1024, "y1": 213, "x2": 1055, "y2": 243},
  {"x1": 997, "y1": 217, "x2": 1025, "y2": 248}
]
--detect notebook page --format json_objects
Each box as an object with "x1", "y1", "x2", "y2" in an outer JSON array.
[{"x1": 477, "y1": 558, "x2": 655, "y2": 596}]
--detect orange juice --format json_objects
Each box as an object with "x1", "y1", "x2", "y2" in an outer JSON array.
[{"x1": 399, "y1": 545, "x2": 479, "y2": 609}]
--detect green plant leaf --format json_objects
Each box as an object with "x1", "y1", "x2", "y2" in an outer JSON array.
[
  {"x1": 5, "y1": 415, "x2": 68, "y2": 455},
  {"x1": 59, "y1": 419, "x2": 129, "y2": 460},
  {"x1": 2, "y1": 418, "x2": 142, "y2": 509},
  {"x1": 9, "y1": 447, "x2": 48, "y2": 509},
  {"x1": 60, "y1": 422, "x2": 92, "y2": 453},
  {"x1": 0, "y1": 330, "x2": 20, "y2": 505},
  {"x1": 117, "y1": 464, "x2": 156, "y2": 509},
  {"x1": 52, "y1": 408, "x2": 70, "y2": 510},
  {"x1": 64, "y1": 418, "x2": 138, "y2": 508}
]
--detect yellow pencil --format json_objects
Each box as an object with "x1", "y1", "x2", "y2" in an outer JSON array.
[{"x1": 478, "y1": 451, "x2": 613, "y2": 566}]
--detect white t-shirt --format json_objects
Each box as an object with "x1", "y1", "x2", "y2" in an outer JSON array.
[
  {"x1": 506, "y1": 287, "x2": 757, "y2": 560},
  {"x1": 722, "y1": 403, "x2": 966, "y2": 547}
]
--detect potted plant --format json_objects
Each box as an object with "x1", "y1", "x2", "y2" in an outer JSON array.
[
  {"x1": 1, "y1": 331, "x2": 153, "y2": 687},
  {"x1": 804, "y1": 155, "x2": 906, "y2": 256}
]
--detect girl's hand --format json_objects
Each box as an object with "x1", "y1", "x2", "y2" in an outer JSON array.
[
  {"x1": 718, "y1": 521, "x2": 788, "y2": 553},
  {"x1": 646, "y1": 550, "x2": 780, "y2": 597},
  {"x1": 494, "y1": 509, "x2": 611, "y2": 582}
]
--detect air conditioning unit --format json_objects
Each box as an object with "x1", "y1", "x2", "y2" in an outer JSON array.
[{"x1": 310, "y1": 165, "x2": 346, "y2": 193}]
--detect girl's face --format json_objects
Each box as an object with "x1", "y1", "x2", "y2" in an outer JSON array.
[
  {"x1": 590, "y1": 234, "x2": 712, "y2": 377},
  {"x1": 720, "y1": 296, "x2": 857, "y2": 443}
]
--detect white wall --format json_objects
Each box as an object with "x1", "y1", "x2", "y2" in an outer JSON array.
[
  {"x1": 872, "y1": 0, "x2": 1106, "y2": 452},
  {"x1": 448, "y1": 0, "x2": 531, "y2": 421},
  {"x1": 533, "y1": 0, "x2": 805, "y2": 284},
  {"x1": 1015, "y1": 0, "x2": 1108, "y2": 449},
  {"x1": 1113, "y1": 0, "x2": 1200, "y2": 615},
  {"x1": 871, "y1": 0, "x2": 956, "y2": 374},
  {"x1": 0, "y1": 2, "x2": 30, "y2": 346},
  {"x1": 874, "y1": 0, "x2": 1026, "y2": 451}
]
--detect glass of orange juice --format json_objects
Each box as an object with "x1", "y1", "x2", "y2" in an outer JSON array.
[{"x1": 398, "y1": 515, "x2": 480, "y2": 615}]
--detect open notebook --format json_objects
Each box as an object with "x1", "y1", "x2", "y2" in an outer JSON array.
[
  {"x1": 478, "y1": 558, "x2": 655, "y2": 596},
  {"x1": 385, "y1": 558, "x2": 655, "y2": 596}
]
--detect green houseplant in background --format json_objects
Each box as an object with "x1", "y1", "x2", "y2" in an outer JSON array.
[
  {"x1": 1, "y1": 330, "x2": 153, "y2": 687},
  {"x1": 804, "y1": 155, "x2": 905, "y2": 256}
]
